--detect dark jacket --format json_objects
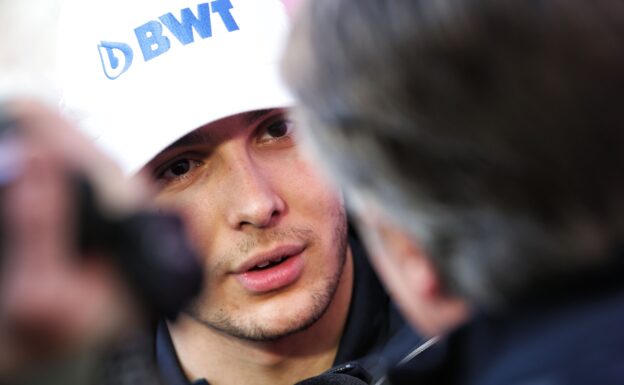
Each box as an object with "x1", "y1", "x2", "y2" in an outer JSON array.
[
  {"x1": 155, "y1": 231, "x2": 423, "y2": 385},
  {"x1": 388, "y1": 258, "x2": 624, "y2": 385}
]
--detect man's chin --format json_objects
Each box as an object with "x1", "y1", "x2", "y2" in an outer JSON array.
[
  {"x1": 185, "y1": 299, "x2": 331, "y2": 342},
  {"x1": 216, "y1": 315, "x2": 322, "y2": 342}
]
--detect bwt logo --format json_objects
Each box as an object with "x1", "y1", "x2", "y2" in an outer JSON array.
[{"x1": 98, "y1": 0, "x2": 239, "y2": 80}]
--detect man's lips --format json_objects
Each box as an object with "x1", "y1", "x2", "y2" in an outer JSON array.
[
  {"x1": 233, "y1": 244, "x2": 306, "y2": 274},
  {"x1": 233, "y1": 244, "x2": 306, "y2": 293}
]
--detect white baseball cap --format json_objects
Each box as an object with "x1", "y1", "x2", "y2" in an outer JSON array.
[{"x1": 57, "y1": 0, "x2": 294, "y2": 174}]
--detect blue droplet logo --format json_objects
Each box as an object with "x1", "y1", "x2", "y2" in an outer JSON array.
[{"x1": 98, "y1": 41, "x2": 134, "y2": 80}]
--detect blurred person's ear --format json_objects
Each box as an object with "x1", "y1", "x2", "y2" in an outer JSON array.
[{"x1": 353, "y1": 198, "x2": 469, "y2": 337}]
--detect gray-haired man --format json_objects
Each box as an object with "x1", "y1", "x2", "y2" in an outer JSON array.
[{"x1": 284, "y1": 0, "x2": 624, "y2": 383}]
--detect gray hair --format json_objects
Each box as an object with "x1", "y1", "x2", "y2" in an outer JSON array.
[{"x1": 283, "y1": 0, "x2": 624, "y2": 307}]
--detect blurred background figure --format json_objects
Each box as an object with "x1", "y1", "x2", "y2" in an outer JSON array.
[{"x1": 284, "y1": 0, "x2": 624, "y2": 383}]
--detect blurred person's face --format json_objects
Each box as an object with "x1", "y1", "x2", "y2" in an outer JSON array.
[
  {"x1": 348, "y1": 192, "x2": 468, "y2": 337},
  {"x1": 145, "y1": 109, "x2": 350, "y2": 341}
]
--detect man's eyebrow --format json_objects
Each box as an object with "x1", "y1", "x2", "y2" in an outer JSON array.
[
  {"x1": 240, "y1": 108, "x2": 275, "y2": 126},
  {"x1": 164, "y1": 130, "x2": 213, "y2": 151}
]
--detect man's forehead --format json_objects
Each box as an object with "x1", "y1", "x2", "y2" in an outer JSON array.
[{"x1": 163, "y1": 108, "x2": 280, "y2": 151}]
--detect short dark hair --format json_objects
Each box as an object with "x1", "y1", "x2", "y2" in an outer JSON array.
[{"x1": 284, "y1": 0, "x2": 624, "y2": 306}]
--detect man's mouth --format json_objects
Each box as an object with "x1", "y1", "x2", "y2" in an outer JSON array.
[
  {"x1": 234, "y1": 245, "x2": 305, "y2": 293},
  {"x1": 250, "y1": 255, "x2": 290, "y2": 271},
  {"x1": 235, "y1": 244, "x2": 305, "y2": 273}
]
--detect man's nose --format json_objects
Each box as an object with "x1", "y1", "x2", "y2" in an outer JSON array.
[{"x1": 224, "y1": 153, "x2": 286, "y2": 230}]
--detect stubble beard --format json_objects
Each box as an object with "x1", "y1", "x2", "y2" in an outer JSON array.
[{"x1": 184, "y1": 211, "x2": 349, "y2": 342}]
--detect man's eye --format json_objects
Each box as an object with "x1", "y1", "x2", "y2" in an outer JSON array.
[
  {"x1": 160, "y1": 159, "x2": 201, "y2": 179},
  {"x1": 260, "y1": 120, "x2": 294, "y2": 140}
]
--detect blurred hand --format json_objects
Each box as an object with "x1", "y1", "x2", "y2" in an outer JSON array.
[{"x1": 0, "y1": 99, "x2": 151, "y2": 377}]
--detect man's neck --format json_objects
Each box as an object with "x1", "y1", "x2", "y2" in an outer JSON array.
[{"x1": 168, "y1": 249, "x2": 354, "y2": 385}]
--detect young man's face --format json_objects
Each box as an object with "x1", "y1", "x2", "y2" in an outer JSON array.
[{"x1": 146, "y1": 109, "x2": 349, "y2": 341}]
